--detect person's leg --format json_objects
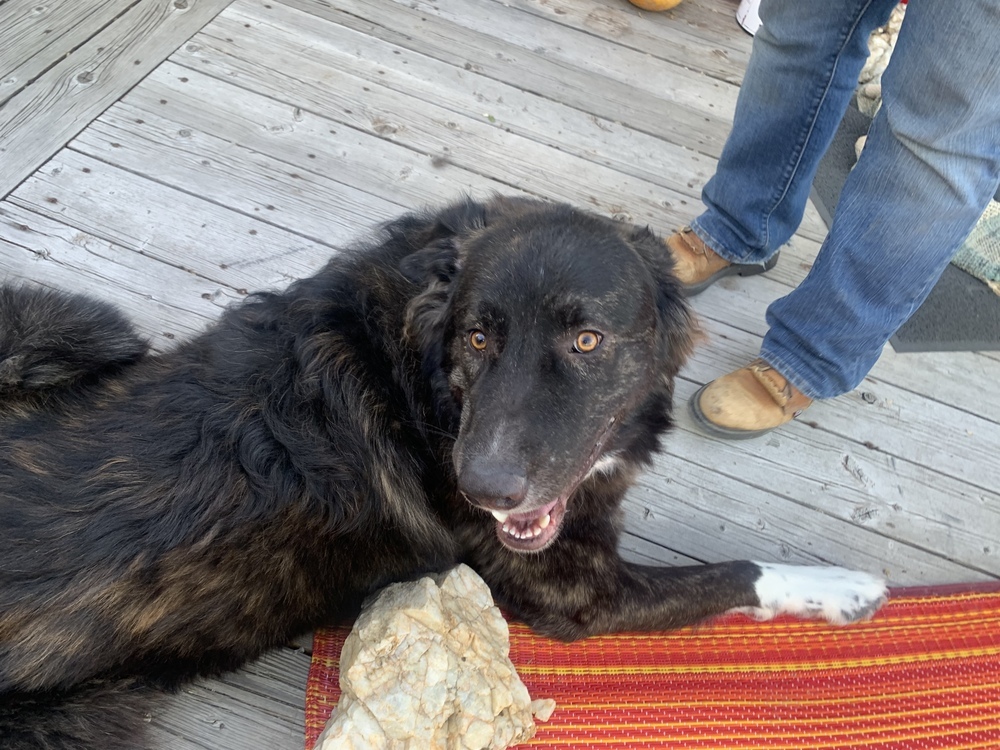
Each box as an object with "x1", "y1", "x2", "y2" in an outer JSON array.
[
  {"x1": 693, "y1": 0, "x2": 1000, "y2": 438},
  {"x1": 691, "y1": 0, "x2": 898, "y2": 264},
  {"x1": 761, "y1": 0, "x2": 1000, "y2": 400}
]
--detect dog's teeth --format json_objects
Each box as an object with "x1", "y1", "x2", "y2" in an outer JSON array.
[{"x1": 500, "y1": 512, "x2": 552, "y2": 541}]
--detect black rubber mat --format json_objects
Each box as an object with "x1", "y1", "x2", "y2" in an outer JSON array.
[{"x1": 809, "y1": 103, "x2": 1000, "y2": 352}]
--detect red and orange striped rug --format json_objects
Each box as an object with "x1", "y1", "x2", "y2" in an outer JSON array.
[{"x1": 305, "y1": 583, "x2": 1000, "y2": 749}]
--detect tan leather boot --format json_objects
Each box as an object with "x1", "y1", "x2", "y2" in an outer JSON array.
[
  {"x1": 664, "y1": 227, "x2": 779, "y2": 297},
  {"x1": 690, "y1": 359, "x2": 813, "y2": 439}
]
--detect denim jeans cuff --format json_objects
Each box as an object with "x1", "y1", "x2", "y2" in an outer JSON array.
[
  {"x1": 690, "y1": 217, "x2": 772, "y2": 265},
  {"x1": 757, "y1": 346, "x2": 825, "y2": 401}
]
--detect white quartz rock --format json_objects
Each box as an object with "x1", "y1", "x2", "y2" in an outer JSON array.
[{"x1": 317, "y1": 564, "x2": 556, "y2": 750}]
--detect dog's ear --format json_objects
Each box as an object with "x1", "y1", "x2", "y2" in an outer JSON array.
[
  {"x1": 400, "y1": 232, "x2": 461, "y2": 364},
  {"x1": 623, "y1": 225, "x2": 698, "y2": 377},
  {"x1": 398, "y1": 198, "x2": 489, "y2": 284},
  {"x1": 398, "y1": 235, "x2": 462, "y2": 286},
  {"x1": 399, "y1": 200, "x2": 490, "y2": 422},
  {"x1": 400, "y1": 199, "x2": 489, "y2": 333}
]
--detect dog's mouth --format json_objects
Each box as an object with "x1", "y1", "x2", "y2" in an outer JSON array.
[
  {"x1": 480, "y1": 417, "x2": 618, "y2": 553},
  {"x1": 489, "y1": 496, "x2": 567, "y2": 552}
]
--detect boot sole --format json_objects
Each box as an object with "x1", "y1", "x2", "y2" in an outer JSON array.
[
  {"x1": 681, "y1": 252, "x2": 780, "y2": 298},
  {"x1": 688, "y1": 383, "x2": 779, "y2": 440}
]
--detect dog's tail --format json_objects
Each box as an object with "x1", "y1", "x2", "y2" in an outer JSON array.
[
  {"x1": 0, "y1": 284, "x2": 148, "y2": 397},
  {"x1": 0, "y1": 679, "x2": 161, "y2": 750}
]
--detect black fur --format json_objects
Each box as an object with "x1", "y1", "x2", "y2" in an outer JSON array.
[
  {"x1": 0, "y1": 285, "x2": 147, "y2": 400},
  {"x1": 0, "y1": 197, "x2": 763, "y2": 749}
]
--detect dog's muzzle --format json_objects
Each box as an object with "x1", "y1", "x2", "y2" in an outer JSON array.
[{"x1": 457, "y1": 458, "x2": 567, "y2": 552}]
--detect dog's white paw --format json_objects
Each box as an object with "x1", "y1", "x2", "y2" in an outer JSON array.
[{"x1": 732, "y1": 563, "x2": 887, "y2": 625}]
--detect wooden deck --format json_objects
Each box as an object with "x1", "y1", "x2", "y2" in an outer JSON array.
[{"x1": 1, "y1": 0, "x2": 998, "y2": 746}]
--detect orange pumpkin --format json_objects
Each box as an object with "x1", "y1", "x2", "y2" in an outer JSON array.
[{"x1": 627, "y1": 0, "x2": 684, "y2": 10}]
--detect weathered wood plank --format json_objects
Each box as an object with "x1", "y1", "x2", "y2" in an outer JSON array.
[
  {"x1": 0, "y1": 202, "x2": 234, "y2": 350},
  {"x1": 232, "y1": 0, "x2": 716, "y2": 209},
  {"x1": 654, "y1": 380, "x2": 1000, "y2": 581},
  {"x1": 341, "y1": 0, "x2": 740, "y2": 120},
  {"x1": 0, "y1": 0, "x2": 129, "y2": 105},
  {"x1": 82, "y1": 65, "x2": 532, "y2": 212},
  {"x1": 9, "y1": 150, "x2": 344, "y2": 290},
  {"x1": 620, "y1": 533, "x2": 703, "y2": 566},
  {"x1": 624, "y1": 464, "x2": 986, "y2": 584},
  {"x1": 870, "y1": 347, "x2": 1000, "y2": 426},
  {"x1": 633, "y1": 0, "x2": 760, "y2": 53},
  {"x1": 0, "y1": 0, "x2": 232, "y2": 198},
  {"x1": 72, "y1": 102, "x2": 407, "y2": 244},
  {"x1": 169, "y1": 9, "x2": 711, "y2": 233},
  {"x1": 487, "y1": 0, "x2": 751, "y2": 84},
  {"x1": 212, "y1": 0, "x2": 733, "y2": 159},
  {"x1": 149, "y1": 648, "x2": 309, "y2": 750}
]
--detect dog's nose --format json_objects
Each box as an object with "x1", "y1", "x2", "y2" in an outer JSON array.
[{"x1": 457, "y1": 458, "x2": 528, "y2": 510}]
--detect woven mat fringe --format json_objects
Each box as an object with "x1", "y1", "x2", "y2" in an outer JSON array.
[{"x1": 953, "y1": 201, "x2": 1000, "y2": 296}]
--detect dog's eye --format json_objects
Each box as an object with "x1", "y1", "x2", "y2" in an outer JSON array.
[
  {"x1": 573, "y1": 331, "x2": 602, "y2": 353},
  {"x1": 468, "y1": 330, "x2": 488, "y2": 351}
]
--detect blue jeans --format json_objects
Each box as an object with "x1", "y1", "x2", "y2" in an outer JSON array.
[{"x1": 691, "y1": 0, "x2": 1000, "y2": 399}]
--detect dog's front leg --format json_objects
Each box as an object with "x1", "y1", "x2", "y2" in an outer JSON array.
[{"x1": 483, "y1": 541, "x2": 886, "y2": 641}]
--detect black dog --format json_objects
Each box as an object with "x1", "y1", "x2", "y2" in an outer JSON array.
[{"x1": 0, "y1": 197, "x2": 885, "y2": 749}]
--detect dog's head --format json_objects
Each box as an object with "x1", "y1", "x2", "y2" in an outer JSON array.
[{"x1": 402, "y1": 197, "x2": 693, "y2": 552}]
